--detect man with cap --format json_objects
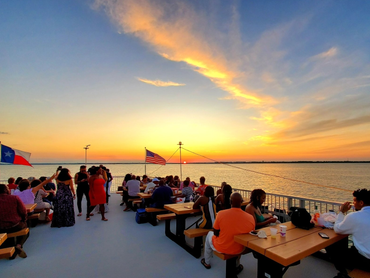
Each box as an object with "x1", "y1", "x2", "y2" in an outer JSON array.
[{"x1": 144, "y1": 178, "x2": 159, "y2": 193}]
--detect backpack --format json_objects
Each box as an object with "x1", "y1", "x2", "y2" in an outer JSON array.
[
  {"x1": 135, "y1": 208, "x2": 148, "y2": 224},
  {"x1": 290, "y1": 207, "x2": 314, "y2": 230}
]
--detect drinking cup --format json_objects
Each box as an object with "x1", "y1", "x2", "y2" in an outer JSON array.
[
  {"x1": 280, "y1": 225, "x2": 287, "y2": 237},
  {"x1": 270, "y1": 228, "x2": 277, "y2": 239}
]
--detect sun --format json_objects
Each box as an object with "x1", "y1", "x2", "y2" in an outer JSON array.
[{"x1": 183, "y1": 161, "x2": 187, "y2": 164}]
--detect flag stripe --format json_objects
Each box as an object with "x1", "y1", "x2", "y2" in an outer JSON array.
[
  {"x1": 1, "y1": 144, "x2": 33, "y2": 167},
  {"x1": 145, "y1": 149, "x2": 166, "y2": 166}
]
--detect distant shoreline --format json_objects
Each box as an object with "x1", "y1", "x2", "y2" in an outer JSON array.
[{"x1": 2, "y1": 161, "x2": 369, "y2": 166}]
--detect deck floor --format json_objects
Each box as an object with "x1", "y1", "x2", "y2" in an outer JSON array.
[{"x1": 0, "y1": 194, "x2": 339, "y2": 278}]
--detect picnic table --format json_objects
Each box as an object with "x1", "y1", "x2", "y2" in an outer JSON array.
[
  {"x1": 25, "y1": 204, "x2": 37, "y2": 213},
  {"x1": 234, "y1": 222, "x2": 348, "y2": 278},
  {"x1": 0, "y1": 234, "x2": 7, "y2": 246},
  {"x1": 163, "y1": 202, "x2": 201, "y2": 257}
]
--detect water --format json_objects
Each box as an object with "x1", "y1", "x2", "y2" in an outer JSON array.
[{"x1": 1, "y1": 163, "x2": 369, "y2": 203}]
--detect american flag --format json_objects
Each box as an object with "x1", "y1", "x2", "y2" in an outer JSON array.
[{"x1": 145, "y1": 149, "x2": 166, "y2": 165}]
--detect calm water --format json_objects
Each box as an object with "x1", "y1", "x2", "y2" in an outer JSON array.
[{"x1": 1, "y1": 163, "x2": 369, "y2": 203}]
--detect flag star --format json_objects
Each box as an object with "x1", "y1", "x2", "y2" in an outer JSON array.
[{"x1": 4, "y1": 151, "x2": 13, "y2": 157}]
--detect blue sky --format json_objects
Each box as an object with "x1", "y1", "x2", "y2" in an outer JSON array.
[{"x1": 1, "y1": 0, "x2": 370, "y2": 162}]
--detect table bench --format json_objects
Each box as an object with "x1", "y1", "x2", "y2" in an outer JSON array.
[
  {"x1": 183, "y1": 228, "x2": 211, "y2": 258},
  {"x1": 0, "y1": 233, "x2": 15, "y2": 260},
  {"x1": 213, "y1": 250, "x2": 251, "y2": 278},
  {"x1": 349, "y1": 269, "x2": 370, "y2": 278},
  {"x1": 2, "y1": 228, "x2": 30, "y2": 260},
  {"x1": 145, "y1": 208, "x2": 168, "y2": 226}
]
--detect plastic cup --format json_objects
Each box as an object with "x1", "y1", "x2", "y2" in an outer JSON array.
[
  {"x1": 270, "y1": 228, "x2": 277, "y2": 239},
  {"x1": 280, "y1": 225, "x2": 287, "y2": 237}
]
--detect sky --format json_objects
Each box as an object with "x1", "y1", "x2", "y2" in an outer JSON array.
[{"x1": 1, "y1": 0, "x2": 370, "y2": 163}]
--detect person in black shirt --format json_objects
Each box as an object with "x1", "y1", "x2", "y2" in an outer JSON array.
[{"x1": 74, "y1": 165, "x2": 91, "y2": 217}]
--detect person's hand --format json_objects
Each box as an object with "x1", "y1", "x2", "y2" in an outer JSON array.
[
  {"x1": 269, "y1": 217, "x2": 277, "y2": 223},
  {"x1": 340, "y1": 202, "x2": 351, "y2": 214},
  {"x1": 49, "y1": 173, "x2": 57, "y2": 181},
  {"x1": 73, "y1": 194, "x2": 76, "y2": 200}
]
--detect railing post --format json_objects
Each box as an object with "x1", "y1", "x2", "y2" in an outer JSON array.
[
  {"x1": 299, "y1": 199, "x2": 305, "y2": 209},
  {"x1": 287, "y1": 198, "x2": 292, "y2": 210}
]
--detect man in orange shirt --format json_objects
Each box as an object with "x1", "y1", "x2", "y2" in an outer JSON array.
[{"x1": 201, "y1": 192, "x2": 255, "y2": 275}]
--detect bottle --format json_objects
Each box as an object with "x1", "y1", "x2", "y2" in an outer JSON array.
[{"x1": 312, "y1": 205, "x2": 320, "y2": 225}]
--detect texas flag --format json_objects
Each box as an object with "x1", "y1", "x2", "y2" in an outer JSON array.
[{"x1": 0, "y1": 144, "x2": 33, "y2": 167}]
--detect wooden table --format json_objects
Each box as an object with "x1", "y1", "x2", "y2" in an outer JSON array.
[
  {"x1": 137, "y1": 193, "x2": 152, "y2": 199},
  {"x1": 0, "y1": 233, "x2": 7, "y2": 246},
  {"x1": 163, "y1": 202, "x2": 201, "y2": 257},
  {"x1": 234, "y1": 222, "x2": 348, "y2": 278},
  {"x1": 25, "y1": 203, "x2": 37, "y2": 213}
]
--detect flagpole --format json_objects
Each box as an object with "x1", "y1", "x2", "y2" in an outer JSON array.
[
  {"x1": 144, "y1": 147, "x2": 147, "y2": 175},
  {"x1": 178, "y1": 141, "x2": 183, "y2": 181}
]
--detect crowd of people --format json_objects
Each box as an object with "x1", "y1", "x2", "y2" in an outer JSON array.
[{"x1": 1, "y1": 170, "x2": 370, "y2": 278}]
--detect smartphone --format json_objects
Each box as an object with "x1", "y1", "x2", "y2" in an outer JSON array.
[
  {"x1": 318, "y1": 232, "x2": 329, "y2": 239},
  {"x1": 249, "y1": 231, "x2": 258, "y2": 236}
]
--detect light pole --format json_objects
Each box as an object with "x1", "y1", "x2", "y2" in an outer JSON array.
[{"x1": 84, "y1": 145, "x2": 90, "y2": 165}]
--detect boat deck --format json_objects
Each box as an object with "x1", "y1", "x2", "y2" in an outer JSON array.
[{"x1": 0, "y1": 194, "x2": 339, "y2": 278}]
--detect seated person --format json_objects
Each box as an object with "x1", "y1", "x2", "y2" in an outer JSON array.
[
  {"x1": 216, "y1": 181, "x2": 227, "y2": 196},
  {"x1": 7, "y1": 177, "x2": 18, "y2": 192},
  {"x1": 201, "y1": 192, "x2": 255, "y2": 273},
  {"x1": 13, "y1": 175, "x2": 56, "y2": 205},
  {"x1": 245, "y1": 189, "x2": 276, "y2": 229},
  {"x1": 151, "y1": 179, "x2": 173, "y2": 208},
  {"x1": 193, "y1": 186, "x2": 217, "y2": 229},
  {"x1": 122, "y1": 175, "x2": 141, "y2": 211},
  {"x1": 327, "y1": 189, "x2": 370, "y2": 278},
  {"x1": 144, "y1": 178, "x2": 159, "y2": 193},
  {"x1": 179, "y1": 177, "x2": 196, "y2": 191},
  {"x1": 195, "y1": 176, "x2": 208, "y2": 196},
  {"x1": 215, "y1": 183, "x2": 232, "y2": 211},
  {"x1": 30, "y1": 179, "x2": 51, "y2": 221},
  {"x1": 40, "y1": 176, "x2": 56, "y2": 205},
  {"x1": 0, "y1": 184, "x2": 28, "y2": 258},
  {"x1": 180, "y1": 180, "x2": 193, "y2": 202}
]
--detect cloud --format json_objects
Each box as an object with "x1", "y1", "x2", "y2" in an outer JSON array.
[
  {"x1": 93, "y1": 0, "x2": 276, "y2": 108},
  {"x1": 314, "y1": 47, "x2": 338, "y2": 60},
  {"x1": 0, "y1": 131, "x2": 9, "y2": 135},
  {"x1": 137, "y1": 78, "x2": 185, "y2": 87}
]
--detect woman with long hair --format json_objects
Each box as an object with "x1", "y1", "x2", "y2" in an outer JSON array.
[
  {"x1": 245, "y1": 189, "x2": 276, "y2": 229},
  {"x1": 120, "y1": 173, "x2": 132, "y2": 206},
  {"x1": 215, "y1": 183, "x2": 232, "y2": 211},
  {"x1": 193, "y1": 186, "x2": 217, "y2": 229},
  {"x1": 51, "y1": 168, "x2": 76, "y2": 228},
  {"x1": 86, "y1": 167, "x2": 107, "y2": 221}
]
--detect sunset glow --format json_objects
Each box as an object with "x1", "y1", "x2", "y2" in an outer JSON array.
[{"x1": 1, "y1": 1, "x2": 370, "y2": 163}]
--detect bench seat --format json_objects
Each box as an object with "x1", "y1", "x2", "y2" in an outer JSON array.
[
  {"x1": 349, "y1": 269, "x2": 370, "y2": 278},
  {"x1": 145, "y1": 208, "x2": 167, "y2": 213},
  {"x1": 7, "y1": 228, "x2": 29, "y2": 238},
  {"x1": 157, "y1": 213, "x2": 176, "y2": 221},
  {"x1": 184, "y1": 228, "x2": 211, "y2": 238},
  {"x1": 213, "y1": 251, "x2": 240, "y2": 260},
  {"x1": 0, "y1": 247, "x2": 15, "y2": 260}
]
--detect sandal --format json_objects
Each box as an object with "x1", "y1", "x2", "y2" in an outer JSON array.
[
  {"x1": 102, "y1": 218, "x2": 108, "y2": 221},
  {"x1": 236, "y1": 264, "x2": 244, "y2": 275},
  {"x1": 86, "y1": 218, "x2": 90, "y2": 221},
  {"x1": 77, "y1": 213, "x2": 82, "y2": 217},
  {"x1": 201, "y1": 258, "x2": 211, "y2": 269}
]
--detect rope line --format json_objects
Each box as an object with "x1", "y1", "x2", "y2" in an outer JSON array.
[
  {"x1": 181, "y1": 147, "x2": 352, "y2": 193},
  {"x1": 148, "y1": 148, "x2": 179, "y2": 176}
]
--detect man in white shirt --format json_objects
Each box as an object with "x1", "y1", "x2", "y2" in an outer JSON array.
[
  {"x1": 122, "y1": 175, "x2": 140, "y2": 211},
  {"x1": 144, "y1": 178, "x2": 159, "y2": 193},
  {"x1": 328, "y1": 189, "x2": 370, "y2": 278}
]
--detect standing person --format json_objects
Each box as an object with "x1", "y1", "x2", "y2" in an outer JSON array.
[
  {"x1": 122, "y1": 174, "x2": 140, "y2": 211},
  {"x1": 74, "y1": 165, "x2": 91, "y2": 217},
  {"x1": 245, "y1": 189, "x2": 276, "y2": 229},
  {"x1": 0, "y1": 184, "x2": 28, "y2": 258},
  {"x1": 86, "y1": 167, "x2": 107, "y2": 221},
  {"x1": 193, "y1": 186, "x2": 217, "y2": 229},
  {"x1": 327, "y1": 189, "x2": 370, "y2": 278},
  {"x1": 51, "y1": 168, "x2": 76, "y2": 228},
  {"x1": 195, "y1": 176, "x2": 208, "y2": 196},
  {"x1": 200, "y1": 192, "x2": 255, "y2": 274},
  {"x1": 106, "y1": 168, "x2": 113, "y2": 203}
]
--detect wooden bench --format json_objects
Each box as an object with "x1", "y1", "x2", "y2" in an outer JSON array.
[
  {"x1": 145, "y1": 208, "x2": 168, "y2": 226},
  {"x1": 0, "y1": 247, "x2": 15, "y2": 260},
  {"x1": 156, "y1": 213, "x2": 176, "y2": 236},
  {"x1": 2, "y1": 228, "x2": 29, "y2": 260},
  {"x1": 349, "y1": 269, "x2": 370, "y2": 278},
  {"x1": 214, "y1": 250, "x2": 250, "y2": 278},
  {"x1": 183, "y1": 228, "x2": 212, "y2": 258},
  {"x1": 28, "y1": 213, "x2": 40, "y2": 227}
]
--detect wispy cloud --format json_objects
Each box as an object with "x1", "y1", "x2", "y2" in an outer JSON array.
[
  {"x1": 94, "y1": 0, "x2": 276, "y2": 108},
  {"x1": 137, "y1": 78, "x2": 185, "y2": 87},
  {"x1": 0, "y1": 131, "x2": 9, "y2": 135}
]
